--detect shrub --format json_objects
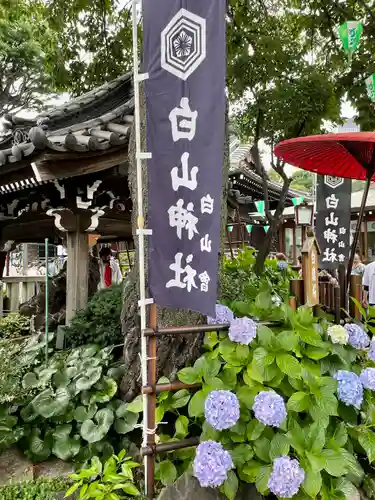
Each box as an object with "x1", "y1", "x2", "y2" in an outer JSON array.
[
  {"x1": 154, "y1": 304, "x2": 375, "y2": 499},
  {"x1": 64, "y1": 285, "x2": 123, "y2": 348},
  {"x1": 0, "y1": 313, "x2": 30, "y2": 339},
  {"x1": 0, "y1": 337, "x2": 141, "y2": 463},
  {"x1": 0, "y1": 477, "x2": 70, "y2": 500}
]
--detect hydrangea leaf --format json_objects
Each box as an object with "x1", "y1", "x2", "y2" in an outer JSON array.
[
  {"x1": 247, "y1": 420, "x2": 265, "y2": 441},
  {"x1": 203, "y1": 331, "x2": 218, "y2": 351},
  {"x1": 256, "y1": 324, "x2": 275, "y2": 348},
  {"x1": 159, "y1": 460, "x2": 177, "y2": 486},
  {"x1": 269, "y1": 433, "x2": 290, "y2": 461},
  {"x1": 178, "y1": 367, "x2": 201, "y2": 385},
  {"x1": 305, "y1": 346, "x2": 330, "y2": 360},
  {"x1": 253, "y1": 347, "x2": 275, "y2": 367},
  {"x1": 303, "y1": 466, "x2": 322, "y2": 497},
  {"x1": 255, "y1": 464, "x2": 272, "y2": 494},
  {"x1": 359, "y1": 429, "x2": 375, "y2": 463},
  {"x1": 231, "y1": 444, "x2": 253, "y2": 467},
  {"x1": 276, "y1": 353, "x2": 301, "y2": 378},
  {"x1": 222, "y1": 470, "x2": 239, "y2": 500},
  {"x1": 299, "y1": 327, "x2": 325, "y2": 347},
  {"x1": 287, "y1": 392, "x2": 310, "y2": 413},
  {"x1": 321, "y1": 449, "x2": 348, "y2": 477},
  {"x1": 188, "y1": 390, "x2": 205, "y2": 418},
  {"x1": 126, "y1": 395, "x2": 143, "y2": 414},
  {"x1": 254, "y1": 436, "x2": 270, "y2": 463},
  {"x1": 220, "y1": 367, "x2": 238, "y2": 389},
  {"x1": 241, "y1": 460, "x2": 261, "y2": 482},
  {"x1": 277, "y1": 330, "x2": 299, "y2": 351},
  {"x1": 174, "y1": 415, "x2": 189, "y2": 439},
  {"x1": 307, "y1": 422, "x2": 326, "y2": 453}
]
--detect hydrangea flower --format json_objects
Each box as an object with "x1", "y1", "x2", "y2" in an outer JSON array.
[
  {"x1": 253, "y1": 391, "x2": 287, "y2": 427},
  {"x1": 268, "y1": 456, "x2": 305, "y2": 498},
  {"x1": 228, "y1": 317, "x2": 257, "y2": 345},
  {"x1": 334, "y1": 370, "x2": 363, "y2": 409},
  {"x1": 277, "y1": 261, "x2": 288, "y2": 271},
  {"x1": 327, "y1": 324, "x2": 349, "y2": 345},
  {"x1": 204, "y1": 390, "x2": 240, "y2": 431},
  {"x1": 207, "y1": 304, "x2": 234, "y2": 325},
  {"x1": 193, "y1": 440, "x2": 233, "y2": 488},
  {"x1": 368, "y1": 340, "x2": 375, "y2": 362},
  {"x1": 345, "y1": 323, "x2": 370, "y2": 349},
  {"x1": 360, "y1": 368, "x2": 375, "y2": 390}
]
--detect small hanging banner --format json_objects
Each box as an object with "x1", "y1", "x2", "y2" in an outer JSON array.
[
  {"x1": 366, "y1": 75, "x2": 375, "y2": 102},
  {"x1": 339, "y1": 21, "x2": 363, "y2": 63},
  {"x1": 255, "y1": 200, "x2": 265, "y2": 216},
  {"x1": 292, "y1": 196, "x2": 305, "y2": 207},
  {"x1": 264, "y1": 225, "x2": 269, "y2": 233},
  {"x1": 143, "y1": 0, "x2": 227, "y2": 316},
  {"x1": 246, "y1": 224, "x2": 252, "y2": 233},
  {"x1": 228, "y1": 226, "x2": 234, "y2": 232}
]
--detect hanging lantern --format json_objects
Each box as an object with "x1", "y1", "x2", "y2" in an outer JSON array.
[
  {"x1": 246, "y1": 224, "x2": 253, "y2": 233},
  {"x1": 339, "y1": 21, "x2": 363, "y2": 64},
  {"x1": 292, "y1": 196, "x2": 304, "y2": 207},
  {"x1": 255, "y1": 200, "x2": 265, "y2": 216},
  {"x1": 228, "y1": 225, "x2": 234, "y2": 232},
  {"x1": 366, "y1": 75, "x2": 375, "y2": 102}
]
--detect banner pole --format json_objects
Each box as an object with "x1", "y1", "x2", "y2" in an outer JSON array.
[
  {"x1": 44, "y1": 238, "x2": 49, "y2": 363},
  {"x1": 131, "y1": 0, "x2": 150, "y2": 493}
]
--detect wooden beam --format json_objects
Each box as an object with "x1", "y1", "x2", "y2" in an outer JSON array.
[{"x1": 66, "y1": 231, "x2": 89, "y2": 324}]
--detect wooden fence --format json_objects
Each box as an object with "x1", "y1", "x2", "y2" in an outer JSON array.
[{"x1": 0, "y1": 276, "x2": 44, "y2": 315}]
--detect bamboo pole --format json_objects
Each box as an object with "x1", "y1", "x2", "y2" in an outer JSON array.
[
  {"x1": 146, "y1": 304, "x2": 157, "y2": 500},
  {"x1": 45, "y1": 238, "x2": 49, "y2": 363}
]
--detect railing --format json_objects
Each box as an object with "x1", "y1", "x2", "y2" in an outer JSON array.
[{"x1": 0, "y1": 276, "x2": 45, "y2": 315}]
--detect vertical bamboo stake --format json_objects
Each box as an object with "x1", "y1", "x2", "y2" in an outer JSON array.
[
  {"x1": 147, "y1": 303, "x2": 157, "y2": 500},
  {"x1": 45, "y1": 238, "x2": 49, "y2": 363}
]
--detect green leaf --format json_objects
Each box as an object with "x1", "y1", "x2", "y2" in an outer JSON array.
[
  {"x1": 254, "y1": 436, "x2": 270, "y2": 463},
  {"x1": 28, "y1": 429, "x2": 51, "y2": 460},
  {"x1": 231, "y1": 444, "x2": 253, "y2": 467},
  {"x1": 203, "y1": 331, "x2": 218, "y2": 350},
  {"x1": 53, "y1": 434, "x2": 80, "y2": 460},
  {"x1": 322, "y1": 449, "x2": 348, "y2": 477},
  {"x1": 75, "y1": 367, "x2": 102, "y2": 391},
  {"x1": 22, "y1": 372, "x2": 39, "y2": 389},
  {"x1": 220, "y1": 368, "x2": 238, "y2": 389},
  {"x1": 223, "y1": 470, "x2": 238, "y2": 500},
  {"x1": 178, "y1": 367, "x2": 201, "y2": 384},
  {"x1": 80, "y1": 408, "x2": 114, "y2": 443},
  {"x1": 90, "y1": 377, "x2": 117, "y2": 404},
  {"x1": 256, "y1": 324, "x2": 274, "y2": 348},
  {"x1": 276, "y1": 353, "x2": 301, "y2": 378},
  {"x1": 159, "y1": 460, "x2": 177, "y2": 486},
  {"x1": 247, "y1": 420, "x2": 265, "y2": 441},
  {"x1": 237, "y1": 386, "x2": 256, "y2": 408},
  {"x1": 299, "y1": 327, "x2": 324, "y2": 347},
  {"x1": 305, "y1": 346, "x2": 330, "y2": 360},
  {"x1": 253, "y1": 347, "x2": 275, "y2": 367},
  {"x1": 121, "y1": 483, "x2": 141, "y2": 496},
  {"x1": 329, "y1": 422, "x2": 347, "y2": 448},
  {"x1": 171, "y1": 390, "x2": 191, "y2": 409},
  {"x1": 188, "y1": 390, "x2": 206, "y2": 418},
  {"x1": 242, "y1": 460, "x2": 261, "y2": 482},
  {"x1": 126, "y1": 395, "x2": 143, "y2": 414},
  {"x1": 303, "y1": 467, "x2": 322, "y2": 498},
  {"x1": 31, "y1": 388, "x2": 70, "y2": 418},
  {"x1": 74, "y1": 404, "x2": 97, "y2": 422},
  {"x1": 174, "y1": 415, "x2": 189, "y2": 439},
  {"x1": 359, "y1": 429, "x2": 375, "y2": 463},
  {"x1": 202, "y1": 357, "x2": 222, "y2": 381},
  {"x1": 269, "y1": 433, "x2": 290, "y2": 460},
  {"x1": 114, "y1": 411, "x2": 138, "y2": 434},
  {"x1": 307, "y1": 422, "x2": 326, "y2": 453},
  {"x1": 287, "y1": 392, "x2": 310, "y2": 412},
  {"x1": 256, "y1": 465, "x2": 272, "y2": 494},
  {"x1": 277, "y1": 330, "x2": 299, "y2": 351}
]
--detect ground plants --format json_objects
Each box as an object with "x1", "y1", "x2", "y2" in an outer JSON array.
[
  {"x1": 0, "y1": 312, "x2": 30, "y2": 339},
  {"x1": 153, "y1": 305, "x2": 375, "y2": 499},
  {"x1": 0, "y1": 477, "x2": 70, "y2": 500}
]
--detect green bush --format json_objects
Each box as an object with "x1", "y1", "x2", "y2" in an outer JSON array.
[
  {"x1": 153, "y1": 304, "x2": 375, "y2": 499},
  {"x1": 0, "y1": 336, "x2": 140, "y2": 463},
  {"x1": 0, "y1": 477, "x2": 70, "y2": 500},
  {"x1": 64, "y1": 285, "x2": 123, "y2": 348},
  {"x1": 0, "y1": 313, "x2": 30, "y2": 339}
]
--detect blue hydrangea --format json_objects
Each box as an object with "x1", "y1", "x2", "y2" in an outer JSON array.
[
  {"x1": 334, "y1": 370, "x2": 363, "y2": 409},
  {"x1": 193, "y1": 440, "x2": 233, "y2": 488},
  {"x1": 204, "y1": 390, "x2": 240, "y2": 431},
  {"x1": 268, "y1": 456, "x2": 305, "y2": 498},
  {"x1": 228, "y1": 317, "x2": 257, "y2": 345},
  {"x1": 253, "y1": 391, "x2": 287, "y2": 427},
  {"x1": 277, "y1": 261, "x2": 288, "y2": 271},
  {"x1": 345, "y1": 323, "x2": 370, "y2": 349},
  {"x1": 368, "y1": 340, "x2": 375, "y2": 362},
  {"x1": 360, "y1": 368, "x2": 375, "y2": 390},
  {"x1": 207, "y1": 304, "x2": 234, "y2": 325}
]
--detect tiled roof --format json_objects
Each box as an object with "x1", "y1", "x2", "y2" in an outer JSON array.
[{"x1": 0, "y1": 73, "x2": 134, "y2": 166}]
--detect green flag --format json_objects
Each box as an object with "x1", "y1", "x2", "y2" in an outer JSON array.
[
  {"x1": 228, "y1": 225, "x2": 233, "y2": 232},
  {"x1": 246, "y1": 224, "x2": 252, "y2": 233},
  {"x1": 292, "y1": 196, "x2": 305, "y2": 207},
  {"x1": 339, "y1": 21, "x2": 363, "y2": 63},
  {"x1": 255, "y1": 200, "x2": 265, "y2": 216},
  {"x1": 366, "y1": 75, "x2": 375, "y2": 102},
  {"x1": 264, "y1": 225, "x2": 269, "y2": 233}
]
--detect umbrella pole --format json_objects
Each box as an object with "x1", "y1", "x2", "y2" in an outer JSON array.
[{"x1": 346, "y1": 171, "x2": 372, "y2": 289}]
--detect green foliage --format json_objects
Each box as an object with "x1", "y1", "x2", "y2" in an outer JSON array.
[
  {"x1": 152, "y1": 303, "x2": 375, "y2": 499},
  {"x1": 0, "y1": 477, "x2": 70, "y2": 500},
  {"x1": 221, "y1": 248, "x2": 296, "y2": 321},
  {"x1": 64, "y1": 285, "x2": 123, "y2": 348},
  {"x1": 0, "y1": 313, "x2": 30, "y2": 339},
  {"x1": 0, "y1": 336, "x2": 138, "y2": 463},
  {"x1": 66, "y1": 451, "x2": 141, "y2": 499}
]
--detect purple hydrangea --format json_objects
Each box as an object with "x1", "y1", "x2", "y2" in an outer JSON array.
[
  {"x1": 345, "y1": 324, "x2": 370, "y2": 349},
  {"x1": 334, "y1": 370, "x2": 363, "y2": 409},
  {"x1": 277, "y1": 261, "x2": 288, "y2": 271},
  {"x1": 360, "y1": 368, "x2": 375, "y2": 390},
  {"x1": 228, "y1": 317, "x2": 257, "y2": 345},
  {"x1": 207, "y1": 304, "x2": 234, "y2": 325},
  {"x1": 368, "y1": 340, "x2": 375, "y2": 362},
  {"x1": 204, "y1": 390, "x2": 240, "y2": 431},
  {"x1": 193, "y1": 440, "x2": 233, "y2": 488},
  {"x1": 268, "y1": 456, "x2": 305, "y2": 498},
  {"x1": 253, "y1": 391, "x2": 287, "y2": 427}
]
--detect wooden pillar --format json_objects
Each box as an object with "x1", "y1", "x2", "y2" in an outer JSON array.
[{"x1": 66, "y1": 231, "x2": 89, "y2": 324}]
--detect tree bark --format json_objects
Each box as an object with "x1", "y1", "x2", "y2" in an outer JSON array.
[{"x1": 120, "y1": 87, "x2": 230, "y2": 401}]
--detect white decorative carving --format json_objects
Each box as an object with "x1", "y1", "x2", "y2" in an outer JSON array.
[
  {"x1": 7, "y1": 199, "x2": 19, "y2": 216},
  {"x1": 76, "y1": 196, "x2": 92, "y2": 209},
  {"x1": 46, "y1": 208, "x2": 70, "y2": 232},
  {"x1": 54, "y1": 181, "x2": 66, "y2": 199},
  {"x1": 87, "y1": 180, "x2": 102, "y2": 200},
  {"x1": 86, "y1": 208, "x2": 105, "y2": 232}
]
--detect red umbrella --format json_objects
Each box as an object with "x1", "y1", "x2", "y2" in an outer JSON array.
[{"x1": 274, "y1": 132, "x2": 375, "y2": 287}]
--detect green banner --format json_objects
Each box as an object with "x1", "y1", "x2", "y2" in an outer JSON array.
[
  {"x1": 366, "y1": 75, "x2": 375, "y2": 102},
  {"x1": 246, "y1": 224, "x2": 252, "y2": 233},
  {"x1": 264, "y1": 225, "x2": 269, "y2": 233},
  {"x1": 339, "y1": 21, "x2": 363, "y2": 63},
  {"x1": 228, "y1": 225, "x2": 233, "y2": 232},
  {"x1": 255, "y1": 200, "x2": 265, "y2": 216},
  {"x1": 292, "y1": 196, "x2": 305, "y2": 207}
]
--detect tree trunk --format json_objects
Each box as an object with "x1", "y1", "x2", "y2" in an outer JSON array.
[{"x1": 120, "y1": 87, "x2": 230, "y2": 401}]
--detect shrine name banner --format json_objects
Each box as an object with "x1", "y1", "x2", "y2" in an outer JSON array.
[
  {"x1": 316, "y1": 175, "x2": 351, "y2": 269},
  {"x1": 143, "y1": 0, "x2": 226, "y2": 316}
]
